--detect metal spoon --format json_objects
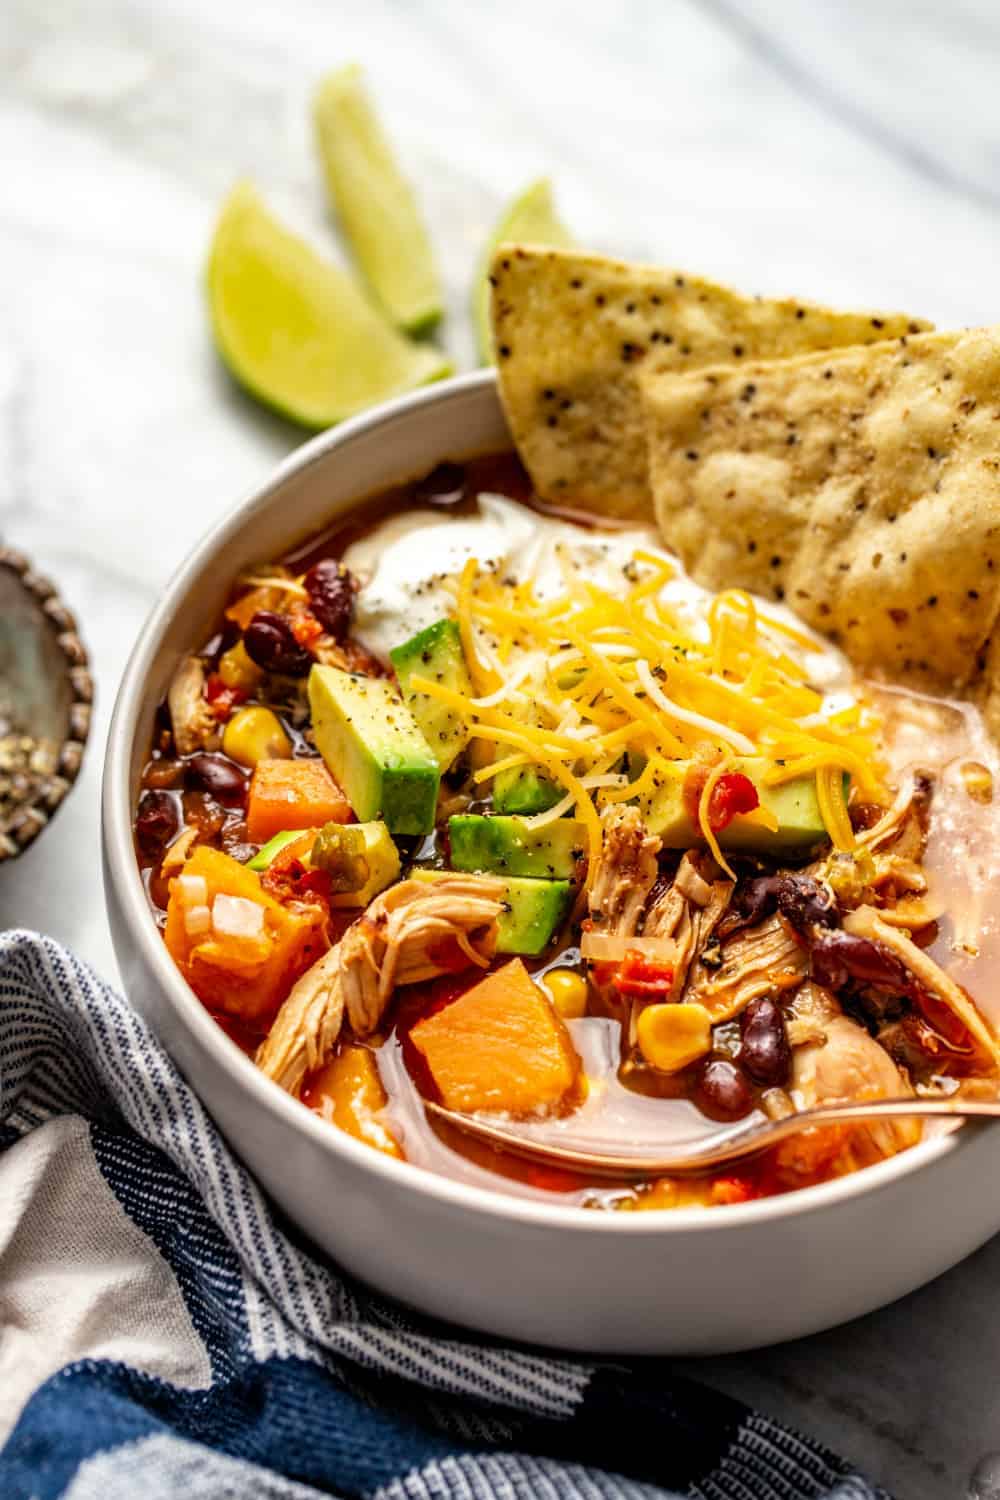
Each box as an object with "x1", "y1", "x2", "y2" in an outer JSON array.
[{"x1": 424, "y1": 1096, "x2": 1000, "y2": 1179}]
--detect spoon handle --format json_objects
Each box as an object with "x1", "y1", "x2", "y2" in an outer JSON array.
[{"x1": 424, "y1": 1096, "x2": 1000, "y2": 1179}]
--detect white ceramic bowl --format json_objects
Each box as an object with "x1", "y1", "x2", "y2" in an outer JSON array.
[{"x1": 102, "y1": 371, "x2": 1000, "y2": 1354}]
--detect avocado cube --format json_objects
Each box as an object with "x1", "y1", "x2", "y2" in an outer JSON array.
[
  {"x1": 390, "y1": 618, "x2": 472, "y2": 771},
  {"x1": 496, "y1": 877, "x2": 572, "y2": 955},
  {"x1": 493, "y1": 763, "x2": 563, "y2": 815},
  {"x1": 642, "y1": 757, "x2": 837, "y2": 854},
  {"x1": 449, "y1": 814, "x2": 587, "y2": 881},
  {"x1": 309, "y1": 664, "x2": 440, "y2": 835}
]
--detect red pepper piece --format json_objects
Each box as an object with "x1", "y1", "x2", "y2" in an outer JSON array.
[
  {"x1": 290, "y1": 611, "x2": 324, "y2": 649},
  {"x1": 204, "y1": 672, "x2": 247, "y2": 721},
  {"x1": 612, "y1": 949, "x2": 675, "y2": 999},
  {"x1": 707, "y1": 771, "x2": 759, "y2": 832},
  {"x1": 711, "y1": 1174, "x2": 760, "y2": 1206}
]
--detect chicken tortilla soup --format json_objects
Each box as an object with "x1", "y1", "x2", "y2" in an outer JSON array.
[{"x1": 134, "y1": 446, "x2": 1000, "y2": 1211}]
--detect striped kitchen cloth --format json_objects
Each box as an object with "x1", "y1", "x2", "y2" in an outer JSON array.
[{"x1": 0, "y1": 929, "x2": 888, "y2": 1500}]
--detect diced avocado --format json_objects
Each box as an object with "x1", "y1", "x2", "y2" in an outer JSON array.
[
  {"x1": 493, "y1": 763, "x2": 563, "y2": 815},
  {"x1": 410, "y1": 868, "x2": 571, "y2": 955},
  {"x1": 449, "y1": 814, "x2": 587, "y2": 881},
  {"x1": 641, "y1": 757, "x2": 839, "y2": 854},
  {"x1": 313, "y1": 819, "x2": 401, "y2": 907},
  {"x1": 497, "y1": 877, "x2": 572, "y2": 955},
  {"x1": 389, "y1": 619, "x2": 471, "y2": 771},
  {"x1": 309, "y1": 664, "x2": 440, "y2": 835},
  {"x1": 247, "y1": 828, "x2": 307, "y2": 871}
]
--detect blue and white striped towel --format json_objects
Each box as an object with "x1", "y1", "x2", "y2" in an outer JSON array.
[{"x1": 0, "y1": 930, "x2": 888, "y2": 1500}]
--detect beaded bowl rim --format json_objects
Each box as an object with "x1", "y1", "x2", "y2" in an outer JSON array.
[{"x1": 0, "y1": 546, "x2": 93, "y2": 863}]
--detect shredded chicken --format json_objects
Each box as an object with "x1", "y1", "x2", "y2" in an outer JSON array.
[
  {"x1": 167, "y1": 656, "x2": 220, "y2": 755},
  {"x1": 844, "y1": 904, "x2": 1000, "y2": 1067},
  {"x1": 686, "y1": 912, "x2": 808, "y2": 1022},
  {"x1": 673, "y1": 850, "x2": 717, "y2": 908},
  {"x1": 644, "y1": 851, "x2": 733, "y2": 1001},
  {"x1": 785, "y1": 980, "x2": 840, "y2": 1048},
  {"x1": 779, "y1": 1013, "x2": 921, "y2": 1178},
  {"x1": 856, "y1": 773, "x2": 931, "y2": 858},
  {"x1": 588, "y1": 805, "x2": 661, "y2": 938},
  {"x1": 869, "y1": 853, "x2": 927, "y2": 897},
  {"x1": 619, "y1": 851, "x2": 734, "y2": 1046},
  {"x1": 256, "y1": 875, "x2": 504, "y2": 1096}
]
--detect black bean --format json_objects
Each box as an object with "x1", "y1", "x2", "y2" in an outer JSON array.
[
  {"x1": 778, "y1": 874, "x2": 838, "y2": 932},
  {"x1": 304, "y1": 559, "x2": 355, "y2": 640},
  {"x1": 694, "y1": 1056, "x2": 753, "y2": 1121},
  {"x1": 186, "y1": 753, "x2": 248, "y2": 806},
  {"x1": 721, "y1": 871, "x2": 837, "y2": 939},
  {"x1": 738, "y1": 995, "x2": 791, "y2": 1086},
  {"x1": 243, "y1": 610, "x2": 312, "y2": 676},
  {"x1": 412, "y1": 461, "x2": 467, "y2": 507},
  {"x1": 135, "y1": 789, "x2": 180, "y2": 857}
]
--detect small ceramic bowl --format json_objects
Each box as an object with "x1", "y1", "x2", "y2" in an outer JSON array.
[
  {"x1": 0, "y1": 547, "x2": 92, "y2": 862},
  {"x1": 102, "y1": 373, "x2": 1000, "y2": 1355}
]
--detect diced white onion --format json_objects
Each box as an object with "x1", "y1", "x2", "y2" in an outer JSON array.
[
  {"x1": 184, "y1": 903, "x2": 211, "y2": 938},
  {"x1": 635, "y1": 659, "x2": 756, "y2": 755},
  {"x1": 211, "y1": 894, "x2": 265, "y2": 938},
  {"x1": 580, "y1": 932, "x2": 680, "y2": 964},
  {"x1": 177, "y1": 873, "x2": 208, "y2": 906}
]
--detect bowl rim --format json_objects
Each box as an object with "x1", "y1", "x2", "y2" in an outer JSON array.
[
  {"x1": 1, "y1": 545, "x2": 93, "y2": 862},
  {"x1": 102, "y1": 367, "x2": 969, "y2": 1235}
]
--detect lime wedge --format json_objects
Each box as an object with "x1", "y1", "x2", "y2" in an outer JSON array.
[
  {"x1": 207, "y1": 182, "x2": 451, "y2": 429},
  {"x1": 314, "y1": 65, "x2": 443, "y2": 335},
  {"x1": 474, "y1": 178, "x2": 573, "y2": 362}
]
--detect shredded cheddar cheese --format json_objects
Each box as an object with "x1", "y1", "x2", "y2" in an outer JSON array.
[{"x1": 421, "y1": 544, "x2": 887, "y2": 873}]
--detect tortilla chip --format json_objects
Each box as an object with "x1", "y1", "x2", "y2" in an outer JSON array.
[
  {"x1": 490, "y1": 246, "x2": 929, "y2": 519},
  {"x1": 641, "y1": 326, "x2": 1000, "y2": 691}
]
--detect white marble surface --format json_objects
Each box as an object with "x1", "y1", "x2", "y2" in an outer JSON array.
[{"x1": 3, "y1": 1, "x2": 1000, "y2": 1493}]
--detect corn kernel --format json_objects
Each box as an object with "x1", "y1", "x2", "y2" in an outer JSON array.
[
  {"x1": 222, "y1": 706, "x2": 292, "y2": 768},
  {"x1": 961, "y1": 760, "x2": 993, "y2": 805},
  {"x1": 217, "y1": 640, "x2": 262, "y2": 694},
  {"x1": 541, "y1": 968, "x2": 589, "y2": 1019},
  {"x1": 636, "y1": 1002, "x2": 712, "y2": 1073}
]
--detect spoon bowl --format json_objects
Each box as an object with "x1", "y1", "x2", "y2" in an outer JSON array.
[{"x1": 424, "y1": 1095, "x2": 1000, "y2": 1178}]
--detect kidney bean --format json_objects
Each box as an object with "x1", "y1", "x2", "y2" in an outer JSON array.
[
  {"x1": 304, "y1": 559, "x2": 355, "y2": 640},
  {"x1": 142, "y1": 757, "x2": 185, "y2": 790},
  {"x1": 810, "y1": 928, "x2": 916, "y2": 998},
  {"x1": 182, "y1": 791, "x2": 227, "y2": 838},
  {"x1": 135, "y1": 789, "x2": 180, "y2": 857},
  {"x1": 243, "y1": 610, "x2": 312, "y2": 676},
  {"x1": 186, "y1": 752, "x2": 248, "y2": 807},
  {"x1": 694, "y1": 1056, "x2": 754, "y2": 1121},
  {"x1": 738, "y1": 995, "x2": 791, "y2": 1086}
]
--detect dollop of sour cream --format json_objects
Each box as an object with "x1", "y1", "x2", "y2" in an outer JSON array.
[
  {"x1": 342, "y1": 494, "x2": 853, "y2": 710},
  {"x1": 345, "y1": 494, "x2": 668, "y2": 663}
]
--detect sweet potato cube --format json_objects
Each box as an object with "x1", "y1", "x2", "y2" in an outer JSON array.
[
  {"x1": 164, "y1": 845, "x2": 327, "y2": 1022},
  {"x1": 247, "y1": 756, "x2": 352, "y2": 843},
  {"x1": 410, "y1": 958, "x2": 580, "y2": 1116},
  {"x1": 305, "y1": 1044, "x2": 403, "y2": 1159}
]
